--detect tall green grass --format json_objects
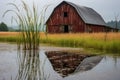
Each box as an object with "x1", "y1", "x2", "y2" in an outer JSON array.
[
  {"x1": 0, "y1": 32, "x2": 120, "y2": 53},
  {"x1": 3, "y1": 0, "x2": 49, "y2": 80},
  {"x1": 3, "y1": 1, "x2": 48, "y2": 50},
  {"x1": 40, "y1": 33, "x2": 120, "y2": 53}
]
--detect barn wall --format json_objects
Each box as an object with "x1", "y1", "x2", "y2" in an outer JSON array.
[
  {"x1": 47, "y1": 2, "x2": 85, "y2": 33},
  {"x1": 85, "y1": 24, "x2": 105, "y2": 32},
  {"x1": 46, "y1": 2, "x2": 111, "y2": 33}
]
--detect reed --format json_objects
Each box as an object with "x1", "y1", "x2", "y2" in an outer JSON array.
[
  {"x1": 3, "y1": 0, "x2": 48, "y2": 80},
  {"x1": 3, "y1": 0, "x2": 48, "y2": 50}
]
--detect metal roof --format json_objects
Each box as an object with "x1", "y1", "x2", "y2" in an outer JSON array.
[{"x1": 65, "y1": 1, "x2": 106, "y2": 26}]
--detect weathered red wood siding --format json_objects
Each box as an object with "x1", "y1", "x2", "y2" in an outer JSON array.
[
  {"x1": 86, "y1": 24, "x2": 105, "y2": 32},
  {"x1": 46, "y1": 2, "x2": 107, "y2": 33},
  {"x1": 46, "y1": 2, "x2": 85, "y2": 33}
]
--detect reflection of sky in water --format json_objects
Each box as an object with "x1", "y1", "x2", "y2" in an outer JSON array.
[
  {"x1": 39, "y1": 50, "x2": 63, "y2": 80},
  {"x1": 64, "y1": 56, "x2": 120, "y2": 80},
  {"x1": 0, "y1": 43, "x2": 120, "y2": 80}
]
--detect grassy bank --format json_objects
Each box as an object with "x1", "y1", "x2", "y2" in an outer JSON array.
[
  {"x1": 0, "y1": 32, "x2": 19, "y2": 42},
  {"x1": 40, "y1": 32, "x2": 120, "y2": 53},
  {"x1": 0, "y1": 32, "x2": 120, "y2": 53}
]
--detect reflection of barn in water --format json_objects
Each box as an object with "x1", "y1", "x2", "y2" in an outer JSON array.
[
  {"x1": 45, "y1": 51, "x2": 103, "y2": 77},
  {"x1": 46, "y1": 1, "x2": 115, "y2": 33}
]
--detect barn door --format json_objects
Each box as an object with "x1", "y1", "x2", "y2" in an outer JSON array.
[{"x1": 64, "y1": 25, "x2": 69, "y2": 33}]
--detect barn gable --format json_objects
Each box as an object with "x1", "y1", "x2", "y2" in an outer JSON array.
[{"x1": 46, "y1": 1, "x2": 106, "y2": 26}]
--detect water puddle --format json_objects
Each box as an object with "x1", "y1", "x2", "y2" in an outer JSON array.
[{"x1": 0, "y1": 43, "x2": 120, "y2": 80}]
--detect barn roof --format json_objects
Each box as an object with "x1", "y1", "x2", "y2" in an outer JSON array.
[
  {"x1": 46, "y1": 1, "x2": 106, "y2": 26},
  {"x1": 66, "y1": 1, "x2": 106, "y2": 26}
]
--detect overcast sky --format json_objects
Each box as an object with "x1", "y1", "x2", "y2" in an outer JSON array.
[{"x1": 0, "y1": 0, "x2": 120, "y2": 27}]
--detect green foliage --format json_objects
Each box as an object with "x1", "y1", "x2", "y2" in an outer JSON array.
[
  {"x1": 0, "y1": 22, "x2": 8, "y2": 31},
  {"x1": 40, "y1": 37, "x2": 120, "y2": 53},
  {"x1": 0, "y1": 37, "x2": 17, "y2": 42}
]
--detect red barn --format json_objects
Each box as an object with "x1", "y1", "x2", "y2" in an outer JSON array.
[{"x1": 46, "y1": 1, "x2": 113, "y2": 33}]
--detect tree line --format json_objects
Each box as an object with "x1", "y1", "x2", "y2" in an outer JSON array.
[
  {"x1": 0, "y1": 22, "x2": 8, "y2": 31},
  {"x1": 107, "y1": 20, "x2": 120, "y2": 29}
]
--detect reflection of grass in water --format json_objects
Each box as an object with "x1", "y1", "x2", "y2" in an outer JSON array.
[
  {"x1": 16, "y1": 50, "x2": 48, "y2": 80},
  {"x1": 3, "y1": 0, "x2": 49, "y2": 80}
]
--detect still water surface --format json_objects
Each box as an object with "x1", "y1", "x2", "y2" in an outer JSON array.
[{"x1": 0, "y1": 43, "x2": 120, "y2": 80}]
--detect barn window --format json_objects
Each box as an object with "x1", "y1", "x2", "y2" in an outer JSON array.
[{"x1": 64, "y1": 12, "x2": 68, "y2": 17}]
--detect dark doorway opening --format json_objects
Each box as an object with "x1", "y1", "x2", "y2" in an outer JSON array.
[{"x1": 64, "y1": 25, "x2": 69, "y2": 33}]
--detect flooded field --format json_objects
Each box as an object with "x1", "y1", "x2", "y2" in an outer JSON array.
[{"x1": 0, "y1": 43, "x2": 120, "y2": 80}]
